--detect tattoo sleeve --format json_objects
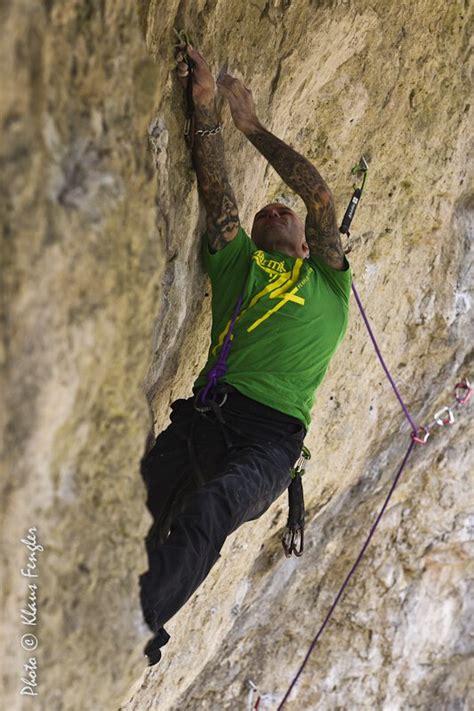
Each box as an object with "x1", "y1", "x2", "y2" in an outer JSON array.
[
  {"x1": 192, "y1": 100, "x2": 240, "y2": 252},
  {"x1": 244, "y1": 122, "x2": 346, "y2": 270}
]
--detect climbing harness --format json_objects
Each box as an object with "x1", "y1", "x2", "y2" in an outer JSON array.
[
  {"x1": 276, "y1": 157, "x2": 472, "y2": 709},
  {"x1": 192, "y1": 264, "x2": 312, "y2": 557}
]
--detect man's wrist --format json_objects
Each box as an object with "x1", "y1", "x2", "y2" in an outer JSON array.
[
  {"x1": 194, "y1": 98, "x2": 219, "y2": 130},
  {"x1": 240, "y1": 117, "x2": 264, "y2": 136}
]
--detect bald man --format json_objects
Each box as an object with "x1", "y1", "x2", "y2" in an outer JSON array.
[{"x1": 138, "y1": 46, "x2": 352, "y2": 666}]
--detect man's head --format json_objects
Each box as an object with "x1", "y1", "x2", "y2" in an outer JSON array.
[{"x1": 250, "y1": 203, "x2": 309, "y2": 259}]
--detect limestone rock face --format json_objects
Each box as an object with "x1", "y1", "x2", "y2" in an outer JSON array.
[{"x1": 2, "y1": 1, "x2": 472, "y2": 710}]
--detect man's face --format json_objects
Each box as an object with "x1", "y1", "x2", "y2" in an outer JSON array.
[{"x1": 250, "y1": 203, "x2": 309, "y2": 258}]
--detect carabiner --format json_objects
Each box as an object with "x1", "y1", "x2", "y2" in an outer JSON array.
[
  {"x1": 434, "y1": 406, "x2": 455, "y2": 427},
  {"x1": 351, "y1": 155, "x2": 369, "y2": 191},
  {"x1": 173, "y1": 28, "x2": 195, "y2": 72},
  {"x1": 411, "y1": 426, "x2": 430, "y2": 445},
  {"x1": 454, "y1": 377, "x2": 472, "y2": 405},
  {"x1": 282, "y1": 527, "x2": 304, "y2": 557}
]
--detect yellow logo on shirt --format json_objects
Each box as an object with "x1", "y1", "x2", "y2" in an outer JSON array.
[
  {"x1": 211, "y1": 255, "x2": 307, "y2": 355},
  {"x1": 251, "y1": 250, "x2": 288, "y2": 276}
]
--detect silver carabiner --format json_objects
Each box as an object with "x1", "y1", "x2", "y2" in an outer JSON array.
[
  {"x1": 434, "y1": 406, "x2": 455, "y2": 427},
  {"x1": 282, "y1": 527, "x2": 304, "y2": 557}
]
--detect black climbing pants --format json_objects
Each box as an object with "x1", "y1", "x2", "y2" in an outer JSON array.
[{"x1": 138, "y1": 386, "x2": 306, "y2": 634}]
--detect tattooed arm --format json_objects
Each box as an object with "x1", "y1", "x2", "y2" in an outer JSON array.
[
  {"x1": 244, "y1": 121, "x2": 346, "y2": 270},
  {"x1": 175, "y1": 46, "x2": 240, "y2": 252},
  {"x1": 216, "y1": 72, "x2": 345, "y2": 269},
  {"x1": 192, "y1": 98, "x2": 240, "y2": 253}
]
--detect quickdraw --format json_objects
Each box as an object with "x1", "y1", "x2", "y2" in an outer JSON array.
[{"x1": 282, "y1": 446, "x2": 311, "y2": 558}]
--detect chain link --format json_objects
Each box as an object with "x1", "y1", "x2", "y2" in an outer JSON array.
[{"x1": 194, "y1": 123, "x2": 223, "y2": 137}]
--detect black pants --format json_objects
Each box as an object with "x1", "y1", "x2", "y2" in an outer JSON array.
[{"x1": 138, "y1": 387, "x2": 306, "y2": 634}]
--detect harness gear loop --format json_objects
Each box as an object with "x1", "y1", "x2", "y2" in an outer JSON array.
[{"x1": 291, "y1": 445, "x2": 311, "y2": 479}]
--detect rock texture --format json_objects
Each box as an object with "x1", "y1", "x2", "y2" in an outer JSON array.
[{"x1": 1, "y1": 1, "x2": 472, "y2": 710}]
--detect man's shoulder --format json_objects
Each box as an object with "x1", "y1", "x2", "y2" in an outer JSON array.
[{"x1": 307, "y1": 253, "x2": 352, "y2": 303}]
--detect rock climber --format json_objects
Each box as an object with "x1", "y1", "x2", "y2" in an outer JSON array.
[{"x1": 138, "y1": 44, "x2": 352, "y2": 666}]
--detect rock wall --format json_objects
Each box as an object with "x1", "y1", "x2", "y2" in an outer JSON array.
[{"x1": 2, "y1": 1, "x2": 472, "y2": 710}]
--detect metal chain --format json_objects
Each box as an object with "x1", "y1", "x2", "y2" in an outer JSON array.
[{"x1": 194, "y1": 124, "x2": 223, "y2": 137}]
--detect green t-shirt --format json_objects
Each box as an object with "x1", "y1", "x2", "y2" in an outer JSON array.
[{"x1": 194, "y1": 226, "x2": 352, "y2": 429}]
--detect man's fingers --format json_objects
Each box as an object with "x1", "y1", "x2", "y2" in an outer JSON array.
[
  {"x1": 186, "y1": 45, "x2": 208, "y2": 68},
  {"x1": 217, "y1": 74, "x2": 248, "y2": 98},
  {"x1": 176, "y1": 56, "x2": 189, "y2": 77},
  {"x1": 217, "y1": 60, "x2": 229, "y2": 83},
  {"x1": 216, "y1": 73, "x2": 237, "y2": 88},
  {"x1": 174, "y1": 44, "x2": 206, "y2": 71}
]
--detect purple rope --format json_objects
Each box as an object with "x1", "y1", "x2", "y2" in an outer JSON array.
[
  {"x1": 199, "y1": 292, "x2": 244, "y2": 403},
  {"x1": 277, "y1": 437, "x2": 416, "y2": 710},
  {"x1": 351, "y1": 281, "x2": 418, "y2": 433}
]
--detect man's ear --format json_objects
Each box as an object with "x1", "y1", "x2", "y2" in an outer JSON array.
[{"x1": 302, "y1": 240, "x2": 310, "y2": 258}]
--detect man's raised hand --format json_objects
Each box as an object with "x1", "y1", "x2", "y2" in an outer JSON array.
[
  {"x1": 216, "y1": 72, "x2": 260, "y2": 134},
  {"x1": 175, "y1": 45, "x2": 216, "y2": 106}
]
